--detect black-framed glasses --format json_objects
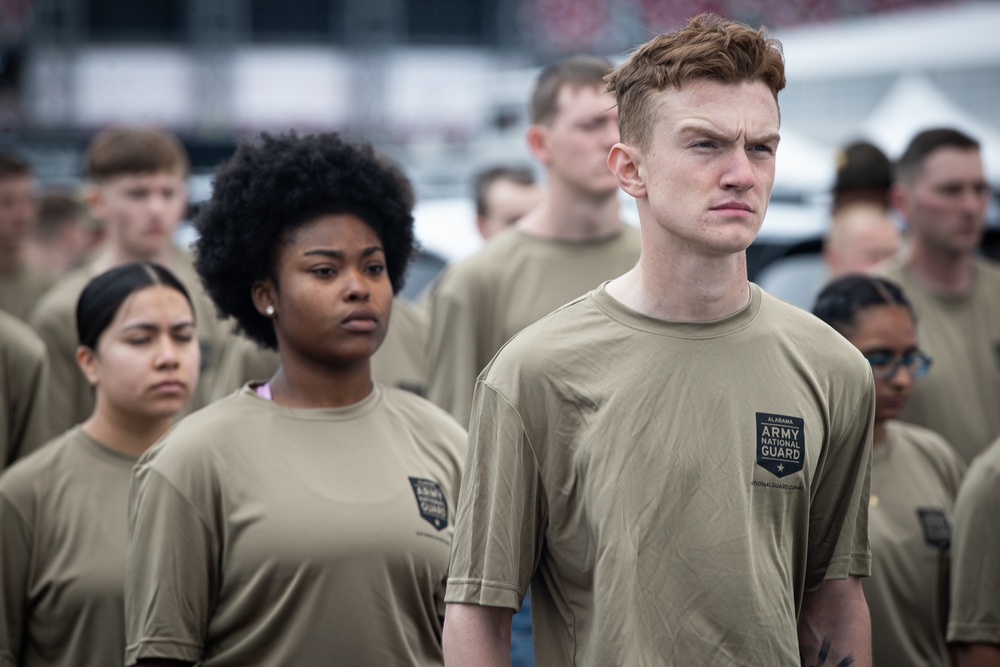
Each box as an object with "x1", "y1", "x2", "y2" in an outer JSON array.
[{"x1": 863, "y1": 352, "x2": 933, "y2": 380}]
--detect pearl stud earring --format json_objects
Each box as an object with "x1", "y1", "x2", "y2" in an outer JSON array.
[{"x1": 265, "y1": 305, "x2": 275, "y2": 316}]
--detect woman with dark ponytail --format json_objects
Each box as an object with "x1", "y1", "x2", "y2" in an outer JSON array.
[
  {"x1": 814, "y1": 274, "x2": 965, "y2": 667},
  {"x1": 0, "y1": 261, "x2": 200, "y2": 666}
]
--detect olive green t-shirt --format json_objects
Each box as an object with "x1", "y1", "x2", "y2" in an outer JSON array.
[
  {"x1": 0, "y1": 310, "x2": 50, "y2": 468},
  {"x1": 29, "y1": 251, "x2": 229, "y2": 436},
  {"x1": 864, "y1": 420, "x2": 965, "y2": 667},
  {"x1": 0, "y1": 427, "x2": 137, "y2": 667},
  {"x1": 947, "y1": 433, "x2": 1000, "y2": 645},
  {"x1": 0, "y1": 263, "x2": 56, "y2": 323},
  {"x1": 209, "y1": 296, "x2": 430, "y2": 399},
  {"x1": 446, "y1": 283, "x2": 874, "y2": 666},
  {"x1": 125, "y1": 384, "x2": 466, "y2": 666},
  {"x1": 426, "y1": 225, "x2": 641, "y2": 427},
  {"x1": 881, "y1": 258, "x2": 1000, "y2": 463}
]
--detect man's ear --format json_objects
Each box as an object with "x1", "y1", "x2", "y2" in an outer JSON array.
[
  {"x1": 85, "y1": 183, "x2": 106, "y2": 221},
  {"x1": 251, "y1": 279, "x2": 277, "y2": 318},
  {"x1": 76, "y1": 346, "x2": 100, "y2": 387},
  {"x1": 888, "y1": 183, "x2": 910, "y2": 226},
  {"x1": 526, "y1": 124, "x2": 551, "y2": 165},
  {"x1": 608, "y1": 143, "x2": 646, "y2": 199}
]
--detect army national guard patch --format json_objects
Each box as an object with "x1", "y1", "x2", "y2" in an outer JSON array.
[
  {"x1": 409, "y1": 477, "x2": 449, "y2": 531},
  {"x1": 917, "y1": 508, "x2": 951, "y2": 552},
  {"x1": 756, "y1": 412, "x2": 805, "y2": 479}
]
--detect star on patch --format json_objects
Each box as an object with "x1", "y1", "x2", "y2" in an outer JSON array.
[{"x1": 777, "y1": 464, "x2": 784, "y2": 472}]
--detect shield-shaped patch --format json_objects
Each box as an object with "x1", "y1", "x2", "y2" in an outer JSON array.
[
  {"x1": 756, "y1": 412, "x2": 805, "y2": 479},
  {"x1": 917, "y1": 508, "x2": 951, "y2": 552},
  {"x1": 409, "y1": 477, "x2": 449, "y2": 531}
]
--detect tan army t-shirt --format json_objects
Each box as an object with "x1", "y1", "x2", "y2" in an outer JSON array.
[
  {"x1": 948, "y1": 433, "x2": 1000, "y2": 646},
  {"x1": 209, "y1": 296, "x2": 430, "y2": 399},
  {"x1": 0, "y1": 427, "x2": 137, "y2": 667},
  {"x1": 446, "y1": 283, "x2": 875, "y2": 666},
  {"x1": 126, "y1": 384, "x2": 466, "y2": 666},
  {"x1": 29, "y1": 251, "x2": 229, "y2": 436},
  {"x1": 426, "y1": 225, "x2": 640, "y2": 427},
  {"x1": 881, "y1": 258, "x2": 1000, "y2": 463},
  {"x1": 0, "y1": 263, "x2": 56, "y2": 322},
  {"x1": 864, "y1": 420, "x2": 965, "y2": 667},
  {"x1": 0, "y1": 310, "x2": 50, "y2": 468}
]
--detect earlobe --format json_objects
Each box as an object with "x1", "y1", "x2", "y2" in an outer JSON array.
[
  {"x1": 251, "y1": 280, "x2": 276, "y2": 318},
  {"x1": 608, "y1": 144, "x2": 647, "y2": 198},
  {"x1": 76, "y1": 346, "x2": 100, "y2": 387},
  {"x1": 526, "y1": 125, "x2": 551, "y2": 165},
  {"x1": 85, "y1": 184, "x2": 105, "y2": 220}
]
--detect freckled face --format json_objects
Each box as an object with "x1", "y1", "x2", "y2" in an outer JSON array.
[
  {"x1": 637, "y1": 79, "x2": 780, "y2": 257},
  {"x1": 266, "y1": 213, "x2": 393, "y2": 368}
]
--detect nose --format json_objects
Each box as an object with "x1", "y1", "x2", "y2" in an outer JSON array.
[
  {"x1": 721, "y1": 148, "x2": 755, "y2": 192},
  {"x1": 886, "y1": 363, "x2": 914, "y2": 388},
  {"x1": 154, "y1": 336, "x2": 182, "y2": 369},
  {"x1": 344, "y1": 267, "x2": 371, "y2": 302}
]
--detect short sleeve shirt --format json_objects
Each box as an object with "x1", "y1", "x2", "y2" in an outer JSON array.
[
  {"x1": 126, "y1": 384, "x2": 466, "y2": 666},
  {"x1": 446, "y1": 283, "x2": 874, "y2": 666}
]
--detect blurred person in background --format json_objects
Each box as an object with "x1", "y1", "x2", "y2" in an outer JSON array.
[
  {"x1": 832, "y1": 140, "x2": 894, "y2": 213},
  {"x1": 427, "y1": 54, "x2": 640, "y2": 429},
  {"x1": 823, "y1": 201, "x2": 901, "y2": 278},
  {"x1": 881, "y1": 127, "x2": 998, "y2": 464},
  {"x1": 0, "y1": 309, "x2": 50, "y2": 469},
  {"x1": 814, "y1": 274, "x2": 965, "y2": 667},
  {"x1": 948, "y1": 430, "x2": 1000, "y2": 667},
  {"x1": 0, "y1": 152, "x2": 54, "y2": 321},
  {"x1": 29, "y1": 126, "x2": 230, "y2": 437},
  {"x1": 473, "y1": 165, "x2": 542, "y2": 240},
  {"x1": 0, "y1": 262, "x2": 199, "y2": 667},
  {"x1": 27, "y1": 188, "x2": 96, "y2": 279},
  {"x1": 125, "y1": 132, "x2": 465, "y2": 667}
]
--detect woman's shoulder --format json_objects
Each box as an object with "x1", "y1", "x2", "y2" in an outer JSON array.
[
  {"x1": 0, "y1": 428, "x2": 85, "y2": 506},
  {"x1": 889, "y1": 420, "x2": 966, "y2": 486}
]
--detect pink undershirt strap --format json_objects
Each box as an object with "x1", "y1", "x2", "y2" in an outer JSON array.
[{"x1": 255, "y1": 382, "x2": 273, "y2": 400}]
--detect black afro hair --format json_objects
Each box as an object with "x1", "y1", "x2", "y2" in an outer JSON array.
[{"x1": 194, "y1": 131, "x2": 417, "y2": 349}]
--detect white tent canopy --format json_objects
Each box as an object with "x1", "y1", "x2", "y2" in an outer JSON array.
[{"x1": 860, "y1": 73, "x2": 1000, "y2": 183}]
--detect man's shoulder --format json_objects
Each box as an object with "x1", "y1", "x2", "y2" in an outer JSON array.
[
  {"x1": 0, "y1": 309, "x2": 45, "y2": 360},
  {"x1": 29, "y1": 267, "x2": 90, "y2": 327},
  {"x1": 975, "y1": 255, "x2": 1000, "y2": 284}
]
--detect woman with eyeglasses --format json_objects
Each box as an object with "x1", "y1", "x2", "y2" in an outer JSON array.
[{"x1": 813, "y1": 274, "x2": 966, "y2": 667}]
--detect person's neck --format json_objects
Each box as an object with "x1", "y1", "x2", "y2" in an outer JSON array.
[
  {"x1": 0, "y1": 243, "x2": 25, "y2": 275},
  {"x1": 82, "y1": 406, "x2": 173, "y2": 459},
  {"x1": 516, "y1": 179, "x2": 622, "y2": 242},
  {"x1": 268, "y1": 352, "x2": 374, "y2": 409},
  {"x1": 606, "y1": 236, "x2": 750, "y2": 322},
  {"x1": 91, "y1": 243, "x2": 176, "y2": 275},
  {"x1": 904, "y1": 239, "x2": 976, "y2": 298}
]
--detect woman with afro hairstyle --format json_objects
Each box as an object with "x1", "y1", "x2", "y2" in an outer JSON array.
[
  {"x1": 814, "y1": 274, "x2": 965, "y2": 667},
  {"x1": 124, "y1": 132, "x2": 467, "y2": 667}
]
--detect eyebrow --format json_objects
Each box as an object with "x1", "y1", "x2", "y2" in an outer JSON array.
[
  {"x1": 677, "y1": 124, "x2": 780, "y2": 146},
  {"x1": 303, "y1": 246, "x2": 385, "y2": 259},
  {"x1": 121, "y1": 321, "x2": 195, "y2": 333}
]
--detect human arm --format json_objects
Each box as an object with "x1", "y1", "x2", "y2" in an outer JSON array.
[
  {"x1": 442, "y1": 603, "x2": 513, "y2": 667},
  {"x1": 125, "y1": 457, "x2": 216, "y2": 666},
  {"x1": 797, "y1": 576, "x2": 871, "y2": 667},
  {"x1": 425, "y1": 267, "x2": 488, "y2": 428},
  {"x1": 0, "y1": 492, "x2": 32, "y2": 665},
  {"x1": 952, "y1": 644, "x2": 1000, "y2": 667}
]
